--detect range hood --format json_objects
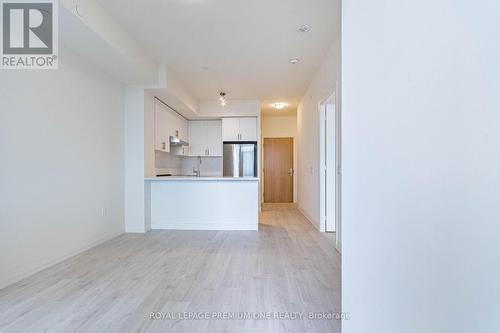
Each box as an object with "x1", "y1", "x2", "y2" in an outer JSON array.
[{"x1": 169, "y1": 136, "x2": 189, "y2": 146}]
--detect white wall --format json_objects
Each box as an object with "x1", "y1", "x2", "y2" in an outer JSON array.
[
  {"x1": 261, "y1": 115, "x2": 298, "y2": 202},
  {"x1": 342, "y1": 1, "x2": 500, "y2": 332},
  {"x1": 0, "y1": 46, "x2": 125, "y2": 289},
  {"x1": 297, "y1": 35, "x2": 341, "y2": 228}
]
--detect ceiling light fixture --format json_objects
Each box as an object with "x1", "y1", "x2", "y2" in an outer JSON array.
[
  {"x1": 289, "y1": 57, "x2": 301, "y2": 65},
  {"x1": 297, "y1": 24, "x2": 311, "y2": 33},
  {"x1": 219, "y1": 92, "x2": 227, "y2": 107},
  {"x1": 272, "y1": 102, "x2": 287, "y2": 110}
]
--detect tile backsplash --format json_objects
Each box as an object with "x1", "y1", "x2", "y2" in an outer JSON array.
[
  {"x1": 182, "y1": 157, "x2": 223, "y2": 177},
  {"x1": 155, "y1": 151, "x2": 222, "y2": 176},
  {"x1": 155, "y1": 151, "x2": 183, "y2": 175}
]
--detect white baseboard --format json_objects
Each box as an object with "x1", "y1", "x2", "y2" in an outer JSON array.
[
  {"x1": 125, "y1": 227, "x2": 147, "y2": 233},
  {"x1": 297, "y1": 205, "x2": 321, "y2": 231},
  {"x1": 151, "y1": 222, "x2": 258, "y2": 231},
  {"x1": 0, "y1": 231, "x2": 124, "y2": 291}
]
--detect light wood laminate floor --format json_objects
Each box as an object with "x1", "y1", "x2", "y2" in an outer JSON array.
[{"x1": 0, "y1": 204, "x2": 341, "y2": 333}]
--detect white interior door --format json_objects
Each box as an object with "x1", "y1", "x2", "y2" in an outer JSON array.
[{"x1": 325, "y1": 103, "x2": 336, "y2": 232}]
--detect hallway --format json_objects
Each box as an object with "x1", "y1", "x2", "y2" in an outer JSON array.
[{"x1": 0, "y1": 205, "x2": 341, "y2": 333}]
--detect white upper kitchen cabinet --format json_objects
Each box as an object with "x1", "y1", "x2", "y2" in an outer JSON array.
[
  {"x1": 188, "y1": 121, "x2": 207, "y2": 156},
  {"x1": 167, "y1": 111, "x2": 188, "y2": 143},
  {"x1": 239, "y1": 117, "x2": 257, "y2": 141},
  {"x1": 222, "y1": 117, "x2": 257, "y2": 142},
  {"x1": 155, "y1": 99, "x2": 189, "y2": 153},
  {"x1": 176, "y1": 116, "x2": 188, "y2": 143},
  {"x1": 155, "y1": 100, "x2": 170, "y2": 152},
  {"x1": 222, "y1": 118, "x2": 240, "y2": 141},
  {"x1": 189, "y1": 120, "x2": 222, "y2": 157},
  {"x1": 206, "y1": 120, "x2": 223, "y2": 156}
]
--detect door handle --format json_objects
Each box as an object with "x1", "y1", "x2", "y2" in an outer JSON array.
[{"x1": 288, "y1": 168, "x2": 294, "y2": 176}]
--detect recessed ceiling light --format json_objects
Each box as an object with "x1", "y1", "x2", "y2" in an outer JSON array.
[
  {"x1": 297, "y1": 24, "x2": 311, "y2": 33},
  {"x1": 272, "y1": 102, "x2": 287, "y2": 110},
  {"x1": 289, "y1": 57, "x2": 301, "y2": 65}
]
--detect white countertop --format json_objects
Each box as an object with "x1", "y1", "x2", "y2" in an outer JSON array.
[{"x1": 145, "y1": 176, "x2": 259, "y2": 181}]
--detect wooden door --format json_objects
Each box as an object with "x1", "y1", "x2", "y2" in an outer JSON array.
[{"x1": 264, "y1": 138, "x2": 294, "y2": 203}]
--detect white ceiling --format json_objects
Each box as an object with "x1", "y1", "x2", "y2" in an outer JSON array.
[{"x1": 99, "y1": 0, "x2": 340, "y2": 114}]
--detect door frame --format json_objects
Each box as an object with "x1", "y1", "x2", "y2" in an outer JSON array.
[{"x1": 319, "y1": 85, "x2": 342, "y2": 252}]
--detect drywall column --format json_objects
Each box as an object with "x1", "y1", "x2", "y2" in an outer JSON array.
[{"x1": 124, "y1": 87, "x2": 146, "y2": 233}]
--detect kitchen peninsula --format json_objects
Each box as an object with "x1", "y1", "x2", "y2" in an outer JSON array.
[
  {"x1": 145, "y1": 176, "x2": 259, "y2": 230},
  {"x1": 141, "y1": 98, "x2": 261, "y2": 231}
]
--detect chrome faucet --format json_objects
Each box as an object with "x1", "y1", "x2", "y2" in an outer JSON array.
[{"x1": 193, "y1": 155, "x2": 202, "y2": 177}]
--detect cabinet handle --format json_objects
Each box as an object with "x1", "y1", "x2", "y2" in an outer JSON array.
[
  {"x1": 162, "y1": 142, "x2": 166, "y2": 150},
  {"x1": 208, "y1": 149, "x2": 210, "y2": 156}
]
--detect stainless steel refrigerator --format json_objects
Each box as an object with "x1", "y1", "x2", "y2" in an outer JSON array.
[{"x1": 223, "y1": 142, "x2": 257, "y2": 177}]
